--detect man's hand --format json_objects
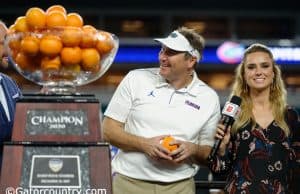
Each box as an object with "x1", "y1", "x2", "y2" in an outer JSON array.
[
  {"x1": 170, "y1": 140, "x2": 197, "y2": 163},
  {"x1": 142, "y1": 135, "x2": 173, "y2": 161},
  {"x1": 103, "y1": 117, "x2": 174, "y2": 161}
]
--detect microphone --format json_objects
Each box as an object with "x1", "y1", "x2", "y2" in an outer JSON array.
[{"x1": 208, "y1": 95, "x2": 242, "y2": 162}]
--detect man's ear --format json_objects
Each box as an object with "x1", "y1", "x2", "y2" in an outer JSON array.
[{"x1": 188, "y1": 56, "x2": 197, "y2": 69}]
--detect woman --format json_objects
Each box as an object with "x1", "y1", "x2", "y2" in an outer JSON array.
[{"x1": 209, "y1": 43, "x2": 300, "y2": 194}]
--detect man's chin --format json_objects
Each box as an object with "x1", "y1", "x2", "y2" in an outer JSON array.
[
  {"x1": 159, "y1": 69, "x2": 168, "y2": 78},
  {"x1": 159, "y1": 65, "x2": 170, "y2": 73}
]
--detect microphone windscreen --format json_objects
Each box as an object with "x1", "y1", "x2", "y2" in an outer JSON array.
[{"x1": 230, "y1": 95, "x2": 242, "y2": 106}]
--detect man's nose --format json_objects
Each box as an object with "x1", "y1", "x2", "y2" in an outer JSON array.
[{"x1": 159, "y1": 51, "x2": 168, "y2": 60}]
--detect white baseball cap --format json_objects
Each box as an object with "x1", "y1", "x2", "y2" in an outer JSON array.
[{"x1": 154, "y1": 30, "x2": 201, "y2": 61}]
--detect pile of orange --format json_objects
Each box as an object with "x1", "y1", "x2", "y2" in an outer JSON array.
[{"x1": 7, "y1": 5, "x2": 114, "y2": 73}]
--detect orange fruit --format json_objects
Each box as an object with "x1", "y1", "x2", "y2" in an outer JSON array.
[
  {"x1": 9, "y1": 40, "x2": 21, "y2": 59},
  {"x1": 41, "y1": 56, "x2": 61, "y2": 71},
  {"x1": 40, "y1": 35, "x2": 63, "y2": 56},
  {"x1": 61, "y1": 47, "x2": 82, "y2": 66},
  {"x1": 46, "y1": 5, "x2": 67, "y2": 15},
  {"x1": 14, "y1": 16, "x2": 29, "y2": 32},
  {"x1": 15, "y1": 52, "x2": 37, "y2": 71},
  {"x1": 20, "y1": 35, "x2": 40, "y2": 55},
  {"x1": 25, "y1": 7, "x2": 46, "y2": 30},
  {"x1": 46, "y1": 11, "x2": 67, "y2": 28},
  {"x1": 81, "y1": 48, "x2": 100, "y2": 71},
  {"x1": 96, "y1": 31, "x2": 114, "y2": 54},
  {"x1": 8, "y1": 38, "x2": 21, "y2": 52},
  {"x1": 7, "y1": 24, "x2": 16, "y2": 34},
  {"x1": 161, "y1": 136, "x2": 178, "y2": 151},
  {"x1": 62, "y1": 63, "x2": 81, "y2": 73},
  {"x1": 66, "y1": 13, "x2": 83, "y2": 28},
  {"x1": 80, "y1": 25, "x2": 97, "y2": 48},
  {"x1": 61, "y1": 27, "x2": 82, "y2": 47}
]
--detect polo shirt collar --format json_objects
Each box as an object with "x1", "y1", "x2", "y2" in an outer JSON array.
[
  {"x1": 156, "y1": 73, "x2": 169, "y2": 88},
  {"x1": 155, "y1": 71, "x2": 206, "y2": 97}
]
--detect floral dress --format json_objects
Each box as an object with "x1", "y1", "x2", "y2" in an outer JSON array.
[{"x1": 209, "y1": 114, "x2": 300, "y2": 194}]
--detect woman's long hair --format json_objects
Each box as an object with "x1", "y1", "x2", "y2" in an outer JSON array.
[{"x1": 230, "y1": 43, "x2": 289, "y2": 135}]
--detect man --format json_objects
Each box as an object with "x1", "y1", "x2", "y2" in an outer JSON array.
[
  {"x1": 102, "y1": 27, "x2": 220, "y2": 194},
  {"x1": 0, "y1": 20, "x2": 21, "y2": 166}
]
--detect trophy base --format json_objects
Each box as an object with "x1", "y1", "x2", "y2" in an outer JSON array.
[
  {"x1": 40, "y1": 84, "x2": 76, "y2": 95},
  {"x1": 21, "y1": 93, "x2": 98, "y2": 103},
  {"x1": 0, "y1": 142, "x2": 112, "y2": 194},
  {"x1": 12, "y1": 93, "x2": 102, "y2": 142}
]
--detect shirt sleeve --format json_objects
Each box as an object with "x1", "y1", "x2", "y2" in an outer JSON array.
[
  {"x1": 208, "y1": 140, "x2": 234, "y2": 175},
  {"x1": 104, "y1": 71, "x2": 134, "y2": 123},
  {"x1": 198, "y1": 94, "x2": 221, "y2": 146}
]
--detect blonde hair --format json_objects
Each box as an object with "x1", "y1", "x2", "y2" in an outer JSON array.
[{"x1": 230, "y1": 43, "x2": 289, "y2": 135}]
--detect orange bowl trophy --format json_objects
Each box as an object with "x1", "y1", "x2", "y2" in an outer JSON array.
[{"x1": 0, "y1": 6, "x2": 117, "y2": 194}]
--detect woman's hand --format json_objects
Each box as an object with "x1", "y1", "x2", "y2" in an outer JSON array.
[{"x1": 215, "y1": 124, "x2": 231, "y2": 156}]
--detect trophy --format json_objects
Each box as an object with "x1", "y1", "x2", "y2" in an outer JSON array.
[
  {"x1": 1, "y1": 5, "x2": 117, "y2": 194},
  {"x1": 4, "y1": 26, "x2": 119, "y2": 142}
]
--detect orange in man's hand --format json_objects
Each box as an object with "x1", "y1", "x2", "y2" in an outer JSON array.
[{"x1": 161, "y1": 136, "x2": 178, "y2": 152}]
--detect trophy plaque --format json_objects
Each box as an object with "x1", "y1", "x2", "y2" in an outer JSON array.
[{"x1": 0, "y1": 142, "x2": 112, "y2": 194}]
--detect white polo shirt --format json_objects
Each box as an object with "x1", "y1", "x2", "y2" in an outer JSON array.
[{"x1": 104, "y1": 68, "x2": 220, "y2": 182}]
